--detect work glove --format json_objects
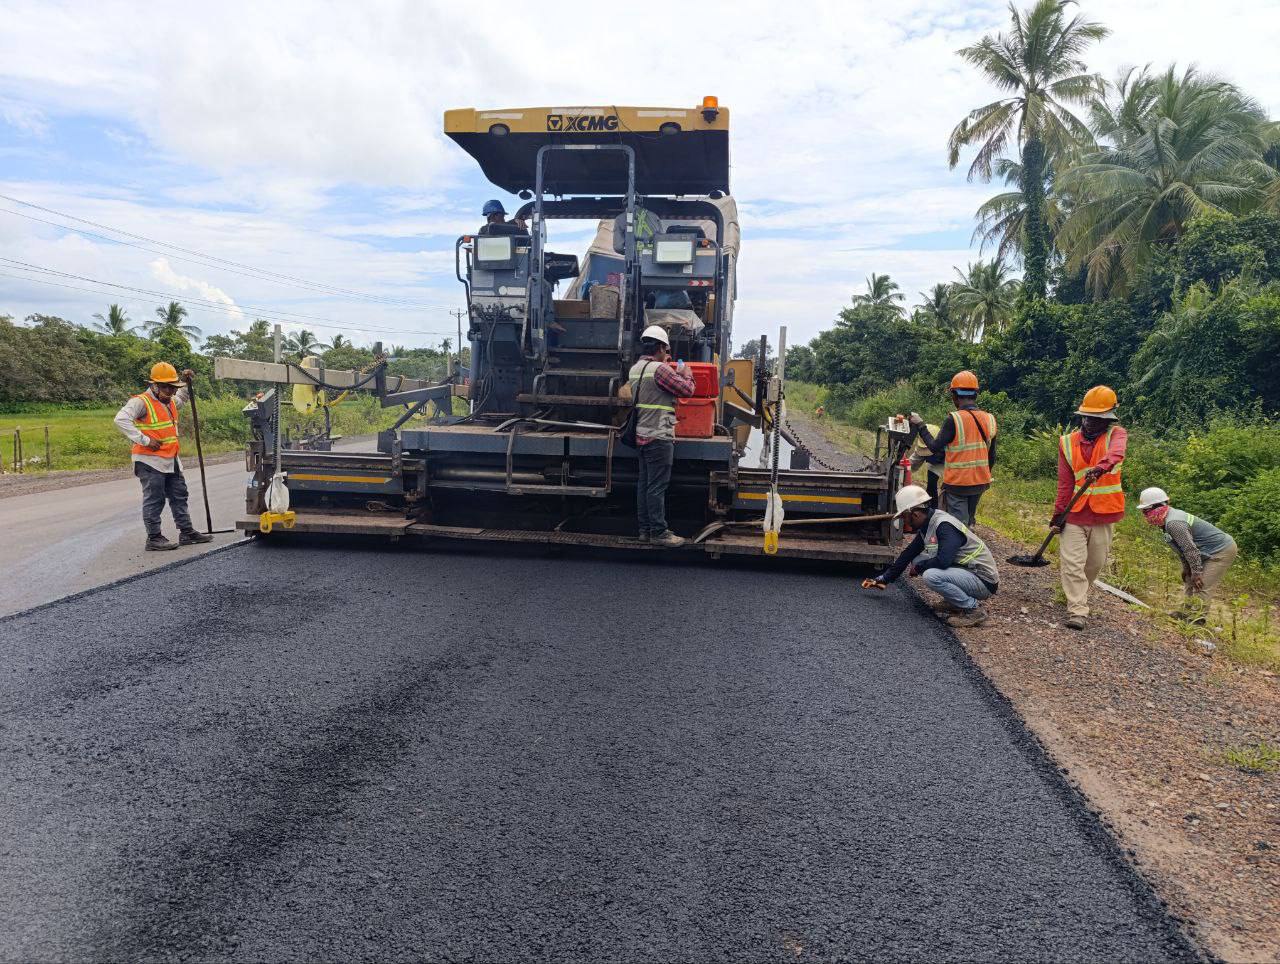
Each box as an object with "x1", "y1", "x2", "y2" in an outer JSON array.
[
  {"x1": 861, "y1": 577, "x2": 887, "y2": 591},
  {"x1": 181, "y1": 368, "x2": 195, "y2": 385},
  {"x1": 907, "y1": 412, "x2": 923, "y2": 427}
]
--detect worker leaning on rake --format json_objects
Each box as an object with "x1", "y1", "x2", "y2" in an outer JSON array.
[{"x1": 113, "y1": 362, "x2": 214, "y2": 552}]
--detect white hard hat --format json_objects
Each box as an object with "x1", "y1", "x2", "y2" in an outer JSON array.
[
  {"x1": 1137, "y1": 486, "x2": 1170, "y2": 511},
  {"x1": 640, "y1": 325, "x2": 670, "y2": 347},
  {"x1": 893, "y1": 483, "x2": 932, "y2": 519}
]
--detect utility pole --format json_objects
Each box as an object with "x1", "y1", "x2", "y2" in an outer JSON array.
[{"x1": 451, "y1": 308, "x2": 465, "y2": 377}]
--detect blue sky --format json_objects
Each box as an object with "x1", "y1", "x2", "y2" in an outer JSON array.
[{"x1": 2, "y1": 0, "x2": 1277, "y2": 350}]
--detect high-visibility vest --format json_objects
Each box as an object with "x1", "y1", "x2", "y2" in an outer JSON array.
[
  {"x1": 1060, "y1": 427, "x2": 1124, "y2": 514},
  {"x1": 943, "y1": 408, "x2": 996, "y2": 487},
  {"x1": 131, "y1": 392, "x2": 180, "y2": 459},
  {"x1": 628, "y1": 359, "x2": 677, "y2": 441}
]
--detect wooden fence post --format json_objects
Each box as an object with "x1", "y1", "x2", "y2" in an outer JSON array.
[
  {"x1": 44, "y1": 425, "x2": 51, "y2": 471},
  {"x1": 14, "y1": 427, "x2": 21, "y2": 474}
]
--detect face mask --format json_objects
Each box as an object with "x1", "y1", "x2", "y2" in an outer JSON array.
[{"x1": 1144, "y1": 505, "x2": 1170, "y2": 528}]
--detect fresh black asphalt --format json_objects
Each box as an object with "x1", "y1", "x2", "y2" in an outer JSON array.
[{"x1": 0, "y1": 542, "x2": 1196, "y2": 962}]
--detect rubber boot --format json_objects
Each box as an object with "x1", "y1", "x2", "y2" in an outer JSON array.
[{"x1": 146, "y1": 534, "x2": 178, "y2": 551}]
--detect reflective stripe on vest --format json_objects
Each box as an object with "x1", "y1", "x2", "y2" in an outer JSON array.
[
  {"x1": 629, "y1": 360, "x2": 678, "y2": 440},
  {"x1": 1060, "y1": 428, "x2": 1124, "y2": 513},
  {"x1": 943, "y1": 408, "x2": 995, "y2": 486},
  {"x1": 132, "y1": 392, "x2": 180, "y2": 458}
]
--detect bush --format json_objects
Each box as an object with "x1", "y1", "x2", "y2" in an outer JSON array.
[
  {"x1": 1167, "y1": 418, "x2": 1280, "y2": 515},
  {"x1": 829, "y1": 381, "x2": 946, "y2": 431},
  {"x1": 998, "y1": 429, "x2": 1060, "y2": 480},
  {"x1": 1220, "y1": 467, "x2": 1280, "y2": 562}
]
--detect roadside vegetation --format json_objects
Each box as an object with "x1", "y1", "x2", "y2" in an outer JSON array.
[
  {"x1": 768, "y1": 1, "x2": 1280, "y2": 668},
  {"x1": 0, "y1": 313, "x2": 465, "y2": 472}
]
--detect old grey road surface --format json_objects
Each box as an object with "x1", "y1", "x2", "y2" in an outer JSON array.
[{"x1": 0, "y1": 544, "x2": 1195, "y2": 962}]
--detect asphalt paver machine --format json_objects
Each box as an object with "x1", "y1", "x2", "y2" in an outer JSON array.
[{"x1": 217, "y1": 100, "x2": 911, "y2": 563}]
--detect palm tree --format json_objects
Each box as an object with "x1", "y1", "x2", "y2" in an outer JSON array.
[
  {"x1": 851, "y1": 273, "x2": 906, "y2": 317},
  {"x1": 914, "y1": 284, "x2": 956, "y2": 332},
  {"x1": 92, "y1": 303, "x2": 135, "y2": 336},
  {"x1": 146, "y1": 301, "x2": 202, "y2": 341},
  {"x1": 329, "y1": 333, "x2": 351, "y2": 351},
  {"x1": 950, "y1": 260, "x2": 1021, "y2": 341},
  {"x1": 972, "y1": 157, "x2": 1066, "y2": 266},
  {"x1": 1059, "y1": 66, "x2": 1268, "y2": 297},
  {"x1": 284, "y1": 329, "x2": 330, "y2": 359},
  {"x1": 948, "y1": 0, "x2": 1109, "y2": 299}
]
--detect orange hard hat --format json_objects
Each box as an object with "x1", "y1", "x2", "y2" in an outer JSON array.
[
  {"x1": 950, "y1": 370, "x2": 979, "y2": 392},
  {"x1": 1076, "y1": 385, "x2": 1118, "y2": 417},
  {"x1": 149, "y1": 362, "x2": 183, "y2": 385}
]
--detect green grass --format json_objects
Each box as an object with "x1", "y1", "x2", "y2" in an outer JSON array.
[
  {"x1": 0, "y1": 394, "x2": 429, "y2": 473},
  {"x1": 786, "y1": 382, "x2": 1280, "y2": 670},
  {"x1": 1220, "y1": 741, "x2": 1280, "y2": 774}
]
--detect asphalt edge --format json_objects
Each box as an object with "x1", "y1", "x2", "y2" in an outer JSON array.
[
  {"x1": 903, "y1": 583, "x2": 1212, "y2": 964},
  {"x1": 0, "y1": 538, "x2": 253, "y2": 625}
]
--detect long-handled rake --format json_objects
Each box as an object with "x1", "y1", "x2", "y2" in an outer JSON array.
[{"x1": 1007, "y1": 478, "x2": 1094, "y2": 568}]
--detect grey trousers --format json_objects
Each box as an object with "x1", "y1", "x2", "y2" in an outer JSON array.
[
  {"x1": 134, "y1": 462, "x2": 194, "y2": 537},
  {"x1": 636, "y1": 438, "x2": 675, "y2": 536},
  {"x1": 943, "y1": 489, "x2": 984, "y2": 527}
]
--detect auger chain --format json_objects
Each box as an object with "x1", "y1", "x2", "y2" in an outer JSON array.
[{"x1": 782, "y1": 415, "x2": 844, "y2": 471}]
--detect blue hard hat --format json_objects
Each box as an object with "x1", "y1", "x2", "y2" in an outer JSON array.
[{"x1": 482, "y1": 199, "x2": 507, "y2": 216}]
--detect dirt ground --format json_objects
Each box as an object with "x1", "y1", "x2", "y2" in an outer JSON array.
[
  {"x1": 940, "y1": 526, "x2": 1280, "y2": 962},
  {"x1": 789, "y1": 407, "x2": 1278, "y2": 960}
]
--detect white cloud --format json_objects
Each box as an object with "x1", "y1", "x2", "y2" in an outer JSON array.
[
  {"x1": 148, "y1": 257, "x2": 244, "y2": 322},
  {"x1": 1, "y1": 0, "x2": 1278, "y2": 349}
]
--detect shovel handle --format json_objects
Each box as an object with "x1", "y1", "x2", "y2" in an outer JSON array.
[{"x1": 1033, "y1": 478, "x2": 1095, "y2": 563}]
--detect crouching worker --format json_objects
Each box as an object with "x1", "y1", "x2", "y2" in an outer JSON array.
[
  {"x1": 860, "y1": 484, "x2": 1000, "y2": 628},
  {"x1": 1138, "y1": 487, "x2": 1238, "y2": 624},
  {"x1": 113, "y1": 362, "x2": 214, "y2": 552}
]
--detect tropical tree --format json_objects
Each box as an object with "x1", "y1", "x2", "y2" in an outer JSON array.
[
  {"x1": 851, "y1": 273, "x2": 906, "y2": 317},
  {"x1": 950, "y1": 260, "x2": 1021, "y2": 341},
  {"x1": 972, "y1": 157, "x2": 1066, "y2": 266},
  {"x1": 146, "y1": 301, "x2": 201, "y2": 341},
  {"x1": 948, "y1": 0, "x2": 1109, "y2": 299},
  {"x1": 913, "y1": 284, "x2": 957, "y2": 333},
  {"x1": 329, "y1": 333, "x2": 351, "y2": 351},
  {"x1": 284, "y1": 329, "x2": 330, "y2": 359},
  {"x1": 1059, "y1": 66, "x2": 1269, "y2": 297},
  {"x1": 92, "y1": 304, "x2": 135, "y2": 336}
]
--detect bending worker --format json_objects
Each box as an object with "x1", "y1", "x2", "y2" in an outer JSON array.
[
  {"x1": 908, "y1": 370, "x2": 996, "y2": 526},
  {"x1": 861, "y1": 483, "x2": 1000, "y2": 628},
  {"x1": 1052, "y1": 386, "x2": 1127, "y2": 631},
  {"x1": 629, "y1": 325, "x2": 695, "y2": 547},
  {"x1": 113, "y1": 363, "x2": 214, "y2": 552},
  {"x1": 1138, "y1": 487, "x2": 1238, "y2": 624}
]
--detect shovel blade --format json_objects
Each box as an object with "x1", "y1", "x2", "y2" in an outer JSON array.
[{"x1": 1007, "y1": 553, "x2": 1050, "y2": 568}]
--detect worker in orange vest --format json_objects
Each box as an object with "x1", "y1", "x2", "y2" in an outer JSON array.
[
  {"x1": 112, "y1": 362, "x2": 214, "y2": 551},
  {"x1": 908, "y1": 370, "x2": 997, "y2": 527},
  {"x1": 1051, "y1": 386, "x2": 1127, "y2": 630}
]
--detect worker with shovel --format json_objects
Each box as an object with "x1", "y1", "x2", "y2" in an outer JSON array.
[
  {"x1": 1051, "y1": 386, "x2": 1127, "y2": 631},
  {"x1": 113, "y1": 362, "x2": 214, "y2": 552},
  {"x1": 860, "y1": 484, "x2": 1000, "y2": 628}
]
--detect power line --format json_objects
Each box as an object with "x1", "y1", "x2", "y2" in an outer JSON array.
[
  {"x1": 0, "y1": 191, "x2": 462, "y2": 311},
  {"x1": 0, "y1": 256, "x2": 462, "y2": 334},
  {"x1": 0, "y1": 267, "x2": 455, "y2": 338}
]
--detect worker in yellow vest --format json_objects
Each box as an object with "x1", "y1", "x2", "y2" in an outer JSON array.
[
  {"x1": 1051, "y1": 386, "x2": 1127, "y2": 630},
  {"x1": 908, "y1": 371, "x2": 997, "y2": 526},
  {"x1": 112, "y1": 362, "x2": 214, "y2": 552}
]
